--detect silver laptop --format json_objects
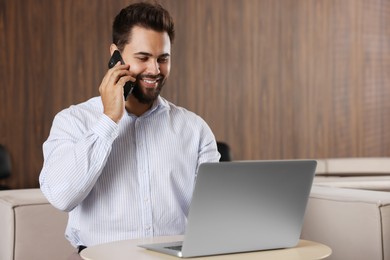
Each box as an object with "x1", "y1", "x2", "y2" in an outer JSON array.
[{"x1": 139, "y1": 160, "x2": 317, "y2": 258}]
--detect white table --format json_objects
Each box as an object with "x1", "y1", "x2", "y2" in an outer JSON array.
[{"x1": 81, "y1": 235, "x2": 332, "y2": 260}]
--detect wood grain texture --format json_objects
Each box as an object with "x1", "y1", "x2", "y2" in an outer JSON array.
[{"x1": 1, "y1": 0, "x2": 389, "y2": 189}]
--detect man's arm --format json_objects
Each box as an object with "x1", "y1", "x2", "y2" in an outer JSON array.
[{"x1": 39, "y1": 111, "x2": 118, "y2": 212}]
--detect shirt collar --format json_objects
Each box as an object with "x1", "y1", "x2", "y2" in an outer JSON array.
[{"x1": 129, "y1": 96, "x2": 170, "y2": 118}]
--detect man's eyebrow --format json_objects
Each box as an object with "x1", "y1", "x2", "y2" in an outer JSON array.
[{"x1": 134, "y1": 52, "x2": 170, "y2": 57}]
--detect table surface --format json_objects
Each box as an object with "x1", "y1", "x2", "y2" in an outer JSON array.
[{"x1": 80, "y1": 235, "x2": 332, "y2": 260}]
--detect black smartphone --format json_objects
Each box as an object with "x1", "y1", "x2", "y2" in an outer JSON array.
[{"x1": 108, "y1": 50, "x2": 136, "y2": 100}]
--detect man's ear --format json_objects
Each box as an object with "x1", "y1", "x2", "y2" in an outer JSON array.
[{"x1": 110, "y1": 44, "x2": 119, "y2": 56}]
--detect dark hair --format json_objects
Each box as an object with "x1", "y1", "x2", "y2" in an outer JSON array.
[{"x1": 112, "y1": 2, "x2": 175, "y2": 51}]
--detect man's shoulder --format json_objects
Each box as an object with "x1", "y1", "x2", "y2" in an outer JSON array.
[
  {"x1": 159, "y1": 97, "x2": 208, "y2": 127},
  {"x1": 160, "y1": 97, "x2": 198, "y2": 118},
  {"x1": 73, "y1": 96, "x2": 102, "y2": 110},
  {"x1": 56, "y1": 96, "x2": 103, "y2": 121}
]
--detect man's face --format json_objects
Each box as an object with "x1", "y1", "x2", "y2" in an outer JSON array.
[{"x1": 120, "y1": 26, "x2": 171, "y2": 104}]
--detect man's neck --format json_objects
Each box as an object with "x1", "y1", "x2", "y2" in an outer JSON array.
[{"x1": 125, "y1": 95, "x2": 153, "y2": 117}]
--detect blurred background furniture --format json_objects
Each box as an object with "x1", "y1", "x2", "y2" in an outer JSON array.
[
  {"x1": 217, "y1": 141, "x2": 232, "y2": 162},
  {"x1": 0, "y1": 145, "x2": 12, "y2": 190}
]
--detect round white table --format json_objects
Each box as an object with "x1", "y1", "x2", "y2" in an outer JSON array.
[{"x1": 81, "y1": 235, "x2": 331, "y2": 260}]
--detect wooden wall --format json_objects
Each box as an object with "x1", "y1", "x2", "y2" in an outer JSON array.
[{"x1": 1, "y1": 0, "x2": 390, "y2": 189}]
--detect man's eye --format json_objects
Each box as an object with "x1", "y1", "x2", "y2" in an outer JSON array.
[
  {"x1": 137, "y1": 57, "x2": 148, "y2": 61},
  {"x1": 158, "y1": 57, "x2": 169, "y2": 63}
]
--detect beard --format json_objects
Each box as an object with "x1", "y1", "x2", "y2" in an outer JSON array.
[{"x1": 131, "y1": 74, "x2": 166, "y2": 104}]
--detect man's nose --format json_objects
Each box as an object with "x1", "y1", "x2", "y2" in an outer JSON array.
[{"x1": 146, "y1": 60, "x2": 160, "y2": 75}]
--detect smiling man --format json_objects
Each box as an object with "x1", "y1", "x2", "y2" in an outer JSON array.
[{"x1": 39, "y1": 2, "x2": 220, "y2": 258}]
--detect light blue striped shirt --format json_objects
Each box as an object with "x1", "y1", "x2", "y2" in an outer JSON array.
[{"x1": 39, "y1": 96, "x2": 220, "y2": 247}]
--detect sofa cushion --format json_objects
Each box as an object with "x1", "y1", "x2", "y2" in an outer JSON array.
[{"x1": 0, "y1": 189, "x2": 74, "y2": 260}]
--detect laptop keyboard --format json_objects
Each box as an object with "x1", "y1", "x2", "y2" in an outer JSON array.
[{"x1": 165, "y1": 245, "x2": 183, "y2": 251}]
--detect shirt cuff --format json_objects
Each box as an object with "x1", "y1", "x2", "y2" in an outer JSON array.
[{"x1": 91, "y1": 114, "x2": 119, "y2": 141}]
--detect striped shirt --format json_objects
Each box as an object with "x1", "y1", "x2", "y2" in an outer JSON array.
[{"x1": 39, "y1": 96, "x2": 220, "y2": 247}]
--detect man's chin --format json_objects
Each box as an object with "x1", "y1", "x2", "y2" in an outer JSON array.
[{"x1": 132, "y1": 87, "x2": 161, "y2": 104}]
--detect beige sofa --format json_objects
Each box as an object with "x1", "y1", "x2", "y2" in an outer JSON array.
[
  {"x1": 1, "y1": 158, "x2": 389, "y2": 260},
  {"x1": 0, "y1": 189, "x2": 74, "y2": 260},
  {"x1": 301, "y1": 158, "x2": 390, "y2": 260}
]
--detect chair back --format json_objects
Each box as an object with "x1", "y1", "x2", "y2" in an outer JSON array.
[
  {"x1": 0, "y1": 145, "x2": 11, "y2": 179},
  {"x1": 217, "y1": 142, "x2": 232, "y2": 162}
]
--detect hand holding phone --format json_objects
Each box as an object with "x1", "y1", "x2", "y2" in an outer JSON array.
[{"x1": 108, "y1": 50, "x2": 136, "y2": 100}]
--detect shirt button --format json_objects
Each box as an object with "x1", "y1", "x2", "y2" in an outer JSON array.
[{"x1": 146, "y1": 225, "x2": 151, "y2": 230}]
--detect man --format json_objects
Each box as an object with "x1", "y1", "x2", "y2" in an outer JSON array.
[{"x1": 39, "y1": 2, "x2": 220, "y2": 256}]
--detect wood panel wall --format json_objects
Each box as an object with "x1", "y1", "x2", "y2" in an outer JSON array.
[{"x1": 1, "y1": 0, "x2": 390, "y2": 189}]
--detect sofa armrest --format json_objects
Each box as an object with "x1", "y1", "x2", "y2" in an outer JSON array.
[
  {"x1": 302, "y1": 186, "x2": 390, "y2": 260},
  {"x1": 0, "y1": 189, "x2": 74, "y2": 260}
]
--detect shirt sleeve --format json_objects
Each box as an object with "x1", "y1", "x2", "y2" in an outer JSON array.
[
  {"x1": 196, "y1": 117, "x2": 221, "y2": 172},
  {"x1": 39, "y1": 109, "x2": 119, "y2": 212}
]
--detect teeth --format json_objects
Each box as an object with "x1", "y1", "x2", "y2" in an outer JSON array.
[{"x1": 143, "y1": 79, "x2": 157, "y2": 84}]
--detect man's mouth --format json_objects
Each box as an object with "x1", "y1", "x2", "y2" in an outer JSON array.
[
  {"x1": 140, "y1": 76, "x2": 162, "y2": 88},
  {"x1": 143, "y1": 78, "x2": 158, "y2": 84}
]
